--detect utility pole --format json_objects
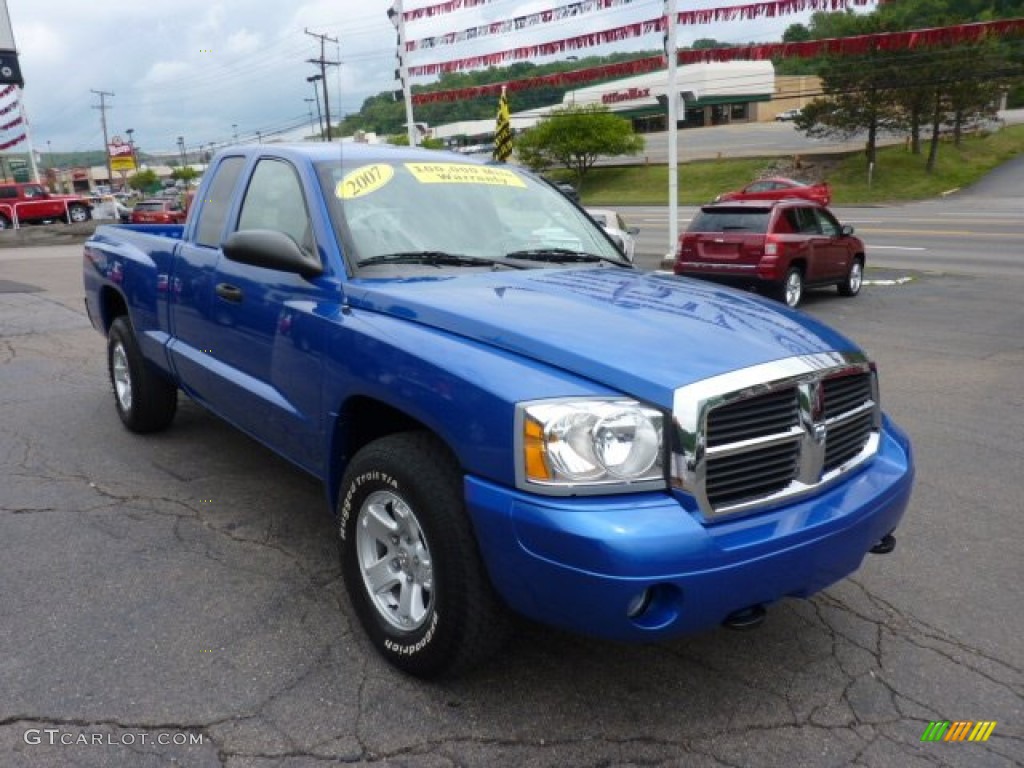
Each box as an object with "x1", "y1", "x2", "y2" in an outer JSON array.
[
  {"x1": 91, "y1": 89, "x2": 114, "y2": 189},
  {"x1": 305, "y1": 29, "x2": 339, "y2": 141},
  {"x1": 304, "y1": 97, "x2": 322, "y2": 138},
  {"x1": 306, "y1": 75, "x2": 325, "y2": 138}
]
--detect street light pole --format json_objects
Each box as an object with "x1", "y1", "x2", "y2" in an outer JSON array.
[
  {"x1": 177, "y1": 136, "x2": 186, "y2": 167},
  {"x1": 307, "y1": 74, "x2": 325, "y2": 140}
]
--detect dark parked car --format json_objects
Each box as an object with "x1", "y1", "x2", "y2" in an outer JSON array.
[
  {"x1": 716, "y1": 176, "x2": 831, "y2": 207},
  {"x1": 130, "y1": 198, "x2": 187, "y2": 224},
  {"x1": 674, "y1": 199, "x2": 865, "y2": 308}
]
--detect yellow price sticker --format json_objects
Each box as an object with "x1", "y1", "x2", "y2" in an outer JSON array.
[
  {"x1": 337, "y1": 164, "x2": 395, "y2": 200},
  {"x1": 405, "y1": 163, "x2": 526, "y2": 188}
]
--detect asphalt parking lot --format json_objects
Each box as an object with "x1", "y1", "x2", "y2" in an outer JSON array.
[{"x1": 1, "y1": 235, "x2": 1021, "y2": 766}]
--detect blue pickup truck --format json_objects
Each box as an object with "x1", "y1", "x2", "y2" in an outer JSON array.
[{"x1": 83, "y1": 143, "x2": 913, "y2": 678}]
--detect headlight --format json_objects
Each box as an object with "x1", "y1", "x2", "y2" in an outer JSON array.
[{"x1": 516, "y1": 399, "x2": 666, "y2": 494}]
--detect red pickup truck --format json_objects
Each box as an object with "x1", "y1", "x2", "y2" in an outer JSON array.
[{"x1": 0, "y1": 182, "x2": 93, "y2": 229}]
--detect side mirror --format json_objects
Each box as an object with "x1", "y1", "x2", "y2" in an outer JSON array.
[
  {"x1": 626, "y1": 227, "x2": 640, "y2": 236},
  {"x1": 222, "y1": 229, "x2": 323, "y2": 279},
  {"x1": 841, "y1": 224, "x2": 855, "y2": 237}
]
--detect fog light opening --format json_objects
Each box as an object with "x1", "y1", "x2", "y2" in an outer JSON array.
[{"x1": 626, "y1": 588, "x2": 653, "y2": 619}]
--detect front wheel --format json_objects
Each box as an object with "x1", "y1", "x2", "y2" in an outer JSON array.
[
  {"x1": 107, "y1": 316, "x2": 177, "y2": 433},
  {"x1": 776, "y1": 267, "x2": 804, "y2": 308},
  {"x1": 838, "y1": 257, "x2": 864, "y2": 297},
  {"x1": 338, "y1": 432, "x2": 509, "y2": 678},
  {"x1": 67, "y1": 205, "x2": 91, "y2": 224}
]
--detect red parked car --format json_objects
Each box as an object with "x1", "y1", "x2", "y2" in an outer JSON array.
[
  {"x1": 716, "y1": 176, "x2": 831, "y2": 207},
  {"x1": 674, "y1": 199, "x2": 865, "y2": 308},
  {"x1": 130, "y1": 198, "x2": 187, "y2": 224}
]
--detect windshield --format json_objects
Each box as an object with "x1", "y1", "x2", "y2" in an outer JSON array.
[{"x1": 315, "y1": 159, "x2": 626, "y2": 272}]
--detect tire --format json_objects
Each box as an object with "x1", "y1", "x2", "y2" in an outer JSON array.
[
  {"x1": 338, "y1": 432, "x2": 509, "y2": 678},
  {"x1": 107, "y1": 316, "x2": 177, "y2": 433},
  {"x1": 838, "y1": 257, "x2": 864, "y2": 297},
  {"x1": 67, "y1": 205, "x2": 91, "y2": 224},
  {"x1": 776, "y1": 267, "x2": 804, "y2": 308},
  {"x1": 0, "y1": 214, "x2": 10, "y2": 230}
]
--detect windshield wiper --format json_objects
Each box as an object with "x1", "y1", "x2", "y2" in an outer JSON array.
[
  {"x1": 359, "y1": 251, "x2": 527, "y2": 269},
  {"x1": 505, "y1": 248, "x2": 628, "y2": 267}
]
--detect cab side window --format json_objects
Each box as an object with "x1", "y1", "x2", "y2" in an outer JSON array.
[
  {"x1": 237, "y1": 159, "x2": 315, "y2": 254},
  {"x1": 195, "y1": 156, "x2": 246, "y2": 248}
]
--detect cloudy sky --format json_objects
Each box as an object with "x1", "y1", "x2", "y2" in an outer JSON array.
[{"x1": 5, "y1": 0, "x2": 820, "y2": 157}]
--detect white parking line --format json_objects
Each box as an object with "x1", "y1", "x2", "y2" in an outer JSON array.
[{"x1": 867, "y1": 245, "x2": 927, "y2": 251}]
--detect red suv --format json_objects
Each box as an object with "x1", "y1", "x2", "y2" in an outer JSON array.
[
  {"x1": 130, "y1": 198, "x2": 187, "y2": 224},
  {"x1": 674, "y1": 200, "x2": 864, "y2": 308}
]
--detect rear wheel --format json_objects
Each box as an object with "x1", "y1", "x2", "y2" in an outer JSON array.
[
  {"x1": 107, "y1": 316, "x2": 177, "y2": 433},
  {"x1": 338, "y1": 432, "x2": 509, "y2": 678},
  {"x1": 776, "y1": 267, "x2": 804, "y2": 308},
  {"x1": 838, "y1": 257, "x2": 864, "y2": 297},
  {"x1": 0, "y1": 214, "x2": 11, "y2": 230},
  {"x1": 67, "y1": 205, "x2": 91, "y2": 224}
]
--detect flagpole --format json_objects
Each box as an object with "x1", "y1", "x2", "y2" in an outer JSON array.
[
  {"x1": 665, "y1": 0, "x2": 679, "y2": 264},
  {"x1": 390, "y1": 0, "x2": 417, "y2": 147},
  {"x1": 18, "y1": 88, "x2": 39, "y2": 182}
]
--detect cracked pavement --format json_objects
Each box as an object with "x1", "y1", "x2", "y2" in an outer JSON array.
[{"x1": 1, "y1": 244, "x2": 1021, "y2": 767}]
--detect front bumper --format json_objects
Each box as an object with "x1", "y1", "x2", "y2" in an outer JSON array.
[{"x1": 465, "y1": 417, "x2": 913, "y2": 642}]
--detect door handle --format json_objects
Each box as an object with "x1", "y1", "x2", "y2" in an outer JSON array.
[{"x1": 215, "y1": 283, "x2": 244, "y2": 303}]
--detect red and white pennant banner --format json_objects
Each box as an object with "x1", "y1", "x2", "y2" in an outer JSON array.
[
  {"x1": 407, "y1": 0, "x2": 881, "y2": 76},
  {"x1": 403, "y1": 0, "x2": 502, "y2": 23},
  {"x1": 408, "y1": 0, "x2": 875, "y2": 52},
  {"x1": 412, "y1": 18, "x2": 1024, "y2": 104},
  {"x1": 0, "y1": 135, "x2": 26, "y2": 150},
  {"x1": 408, "y1": 0, "x2": 642, "y2": 51},
  {"x1": 0, "y1": 84, "x2": 26, "y2": 150}
]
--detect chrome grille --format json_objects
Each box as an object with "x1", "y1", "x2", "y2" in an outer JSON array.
[
  {"x1": 823, "y1": 373, "x2": 873, "y2": 419},
  {"x1": 672, "y1": 353, "x2": 881, "y2": 519},
  {"x1": 825, "y1": 410, "x2": 875, "y2": 472},
  {"x1": 706, "y1": 388, "x2": 799, "y2": 447},
  {"x1": 706, "y1": 441, "x2": 801, "y2": 508}
]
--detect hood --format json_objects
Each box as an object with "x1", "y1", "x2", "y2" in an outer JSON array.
[{"x1": 346, "y1": 268, "x2": 859, "y2": 408}]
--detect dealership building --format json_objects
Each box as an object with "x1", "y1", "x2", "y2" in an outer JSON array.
[{"x1": 432, "y1": 62, "x2": 819, "y2": 147}]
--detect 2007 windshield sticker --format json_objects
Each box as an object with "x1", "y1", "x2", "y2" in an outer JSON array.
[
  {"x1": 337, "y1": 164, "x2": 395, "y2": 200},
  {"x1": 405, "y1": 163, "x2": 526, "y2": 188}
]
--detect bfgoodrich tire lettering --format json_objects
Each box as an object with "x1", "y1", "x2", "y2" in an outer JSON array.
[
  {"x1": 338, "y1": 432, "x2": 509, "y2": 678},
  {"x1": 107, "y1": 316, "x2": 177, "y2": 433}
]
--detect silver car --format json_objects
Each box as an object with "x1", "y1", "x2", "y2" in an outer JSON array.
[{"x1": 586, "y1": 208, "x2": 639, "y2": 263}]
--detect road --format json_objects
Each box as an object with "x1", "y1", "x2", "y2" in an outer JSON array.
[
  {"x1": 1, "y1": 166, "x2": 1022, "y2": 766},
  {"x1": 624, "y1": 154, "x2": 1024, "y2": 280},
  {"x1": 621, "y1": 108, "x2": 1024, "y2": 165}
]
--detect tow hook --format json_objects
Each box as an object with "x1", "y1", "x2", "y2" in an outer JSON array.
[
  {"x1": 723, "y1": 604, "x2": 766, "y2": 631},
  {"x1": 870, "y1": 533, "x2": 896, "y2": 554}
]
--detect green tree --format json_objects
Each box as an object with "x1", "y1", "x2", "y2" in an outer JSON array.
[
  {"x1": 514, "y1": 105, "x2": 643, "y2": 187},
  {"x1": 128, "y1": 169, "x2": 159, "y2": 193},
  {"x1": 170, "y1": 166, "x2": 199, "y2": 185}
]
